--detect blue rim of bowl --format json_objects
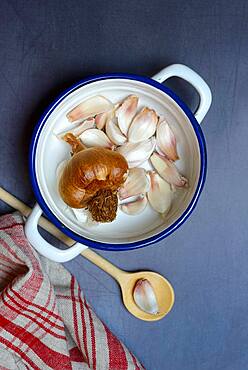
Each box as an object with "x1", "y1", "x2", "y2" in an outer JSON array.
[{"x1": 29, "y1": 73, "x2": 207, "y2": 251}]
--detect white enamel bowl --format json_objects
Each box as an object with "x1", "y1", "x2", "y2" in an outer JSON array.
[{"x1": 25, "y1": 64, "x2": 211, "y2": 262}]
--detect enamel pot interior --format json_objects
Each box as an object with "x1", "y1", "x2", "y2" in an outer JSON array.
[{"x1": 30, "y1": 75, "x2": 206, "y2": 250}]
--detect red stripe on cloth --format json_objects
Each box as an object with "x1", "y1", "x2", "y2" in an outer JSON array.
[
  {"x1": 104, "y1": 324, "x2": 128, "y2": 370},
  {"x1": 0, "y1": 253, "x2": 23, "y2": 266},
  {"x1": 0, "y1": 277, "x2": 12, "y2": 286},
  {"x1": 7, "y1": 232, "x2": 41, "y2": 272},
  {"x1": 56, "y1": 289, "x2": 89, "y2": 365},
  {"x1": 0, "y1": 256, "x2": 26, "y2": 277},
  {"x1": 10, "y1": 286, "x2": 63, "y2": 322},
  {"x1": 56, "y1": 294, "x2": 73, "y2": 299},
  {"x1": 44, "y1": 285, "x2": 58, "y2": 328},
  {"x1": 0, "y1": 314, "x2": 72, "y2": 369},
  {"x1": 6, "y1": 288, "x2": 64, "y2": 330},
  {"x1": 0, "y1": 265, "x2": 16, "y2": 277},
  {"x1": 2, "y1": 293, "x2": 66, "y2": 340},
  {"x1": 0, "y1": 222, "x2": 24, "y2": 231},
  {"x1": 69, "y1": 347, "x2": 86, "y2": 363},
  {"x1": 13, "y1": 273, "x2": 44, "y2": 316},
  {"x1": 130, "y1": 352, "x2": 143, "y2": 370},
  {"x1": 21, "y1": 316, "x2": 41, "y2": 352},
  {"x1": 70, "y1": 277, "x2": 84, "y2": 353},
  {"x1": 0, "y1": 336, "x2": 40, "y2": 370},
  {"x1": 16, "y1": 281, "x2": 54, "y2": 351},
  {"x1": 84, "y1": 297, "x2": 96, "y2": 370},
  {"x1": 0, "y1": 262, "x2": 15, "y2": 273},
  {"x1": 0, "y1": 238, "x2": 24, "y2": 263},
  {"x1": 0, "y1": 233, "x2": 44, "y2": 313},
  {"x1": 0, "y1": 214, "x2": 23, "y2": 229},
  {"x1": 77, "y1": 287, "x2": 89, "y2": 365}
]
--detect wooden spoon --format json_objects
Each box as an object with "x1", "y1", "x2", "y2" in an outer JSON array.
[{"x1": 0, "y1": 187, "x2": 175, "y2": 321}]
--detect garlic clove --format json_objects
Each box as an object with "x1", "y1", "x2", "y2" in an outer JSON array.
[
  {"x1": 116, "y1": 95, "x2": 138, "y2": 135},
  {"x1": 118, "y1": 168, "x2": 150, "y2": 200},
  {"x1": 95, "y1": 112, "x2": 106, "y2": 130},
  {"x1": 67, "y1": 95, "x2": 113, "y2": 122},
  {"x1": 127, "y1": 160, "x2": 147, "y2": 168},
  {"x1": 150, "y1": 153, "x2": 188, "y2": 188},
  {"x1": 133, "y1": 279, "x2": 159, "y2": 314},
  {"x1": 155, "y1": 143, "x2": 165, "y2": 156},
  {"x1": 120, "y1": 194, "x2": 147, "y2": 215},
  {"x1": 106, "y1": 119, "x2": 127, "y2": 146},
  {"x1": 147, "y1": 171, "x2": 172, "y2": 214},
  {"x1": 95, "y1": 111, "x2": 113, "y2": 130},
  {"x1": 117, "y1": 137, "x2": 156, "y2": 168},
  {"x1": 79, "y1": 129, "x2": 114, "y2": 149},
  {"x1": 58, "y1": 118, "x2": 95, "y2": 138},
  {"x1": 128, "y1": 107, "x2": 158, "y2": 143},
  {"x1": 96, "y1": 103, "x2": 121, "y2": 130},
  {"x1": 156, "y1": 120, "x2": 179, "y2": 161}
]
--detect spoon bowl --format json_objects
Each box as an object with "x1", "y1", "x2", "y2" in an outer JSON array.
[
  {"x1": 119, "y1": 271, "x2": 175, "y2": 321},
  {"x1": 81, "y1": 249, "x2": 175, "y2": 321}
]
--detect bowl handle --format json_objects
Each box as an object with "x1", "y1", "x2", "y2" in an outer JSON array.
[
  {"x1": 25, "y1": 203, "x2": 88, "y2": 262},
  {"x1": 152, "y1": 64, "x2": 212, "y2": 123}
]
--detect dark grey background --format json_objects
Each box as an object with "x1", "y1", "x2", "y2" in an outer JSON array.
[{"x1": 0, "y1": 1, "x2": 248, "y2": 369}]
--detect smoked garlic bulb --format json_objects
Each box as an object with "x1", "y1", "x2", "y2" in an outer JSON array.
[{"x1": 59, "y1": 147, "x2": 128, "y2": 222}]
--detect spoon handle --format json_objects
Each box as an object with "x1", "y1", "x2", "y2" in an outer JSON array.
[
  {"x1": 0, "y1": 187, "x2": 127, "y2": 282},
  {"x1": 81, "y1": 248, "x2": 127, "y2": 282}
]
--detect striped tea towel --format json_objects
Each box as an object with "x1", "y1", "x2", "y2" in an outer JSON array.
[{"x1": 0, "y1": 212, "x2": 145, "y2": 370}]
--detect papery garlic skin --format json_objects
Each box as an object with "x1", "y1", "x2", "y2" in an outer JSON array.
[
  {"x1": 156, "y1": 121, "x2": 179, "y2": 161},
  {"x1": 120, "y1": 195, "x2": 147, "y2": 215},
  {"x1": 79, "y1": 129, "x2": 114, "y2": 149},
  {"x1": 118, "y1": 168, "x2": 150, "y2": 200},
  {"x1": 150, "y1": 153, "x2": 188, "y2": 188},
  {"x1": 106, "y1": 119, "x2": 127, "y2": 146},
  {"x1": 147, "y1": 171, "x2": 172, "y2": 214},
  {"x1": 128, "y1": 107, "x2": 158, "y2": 143},
  {"x1": 117, "y1": 137, "x2": 156, "y2": 168},
  {"x1": 116, "y1": 95, "x2": 138, "y2": 135},
  {"x1": 63, "y1": 133, "x2": 86, "y2": 154},
  {"x1": 67, "y1": 96, "x2": 113, "y2": 122},
  {"x1": 133, "y1": 279, "x2": 159, "y2": 314}
]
